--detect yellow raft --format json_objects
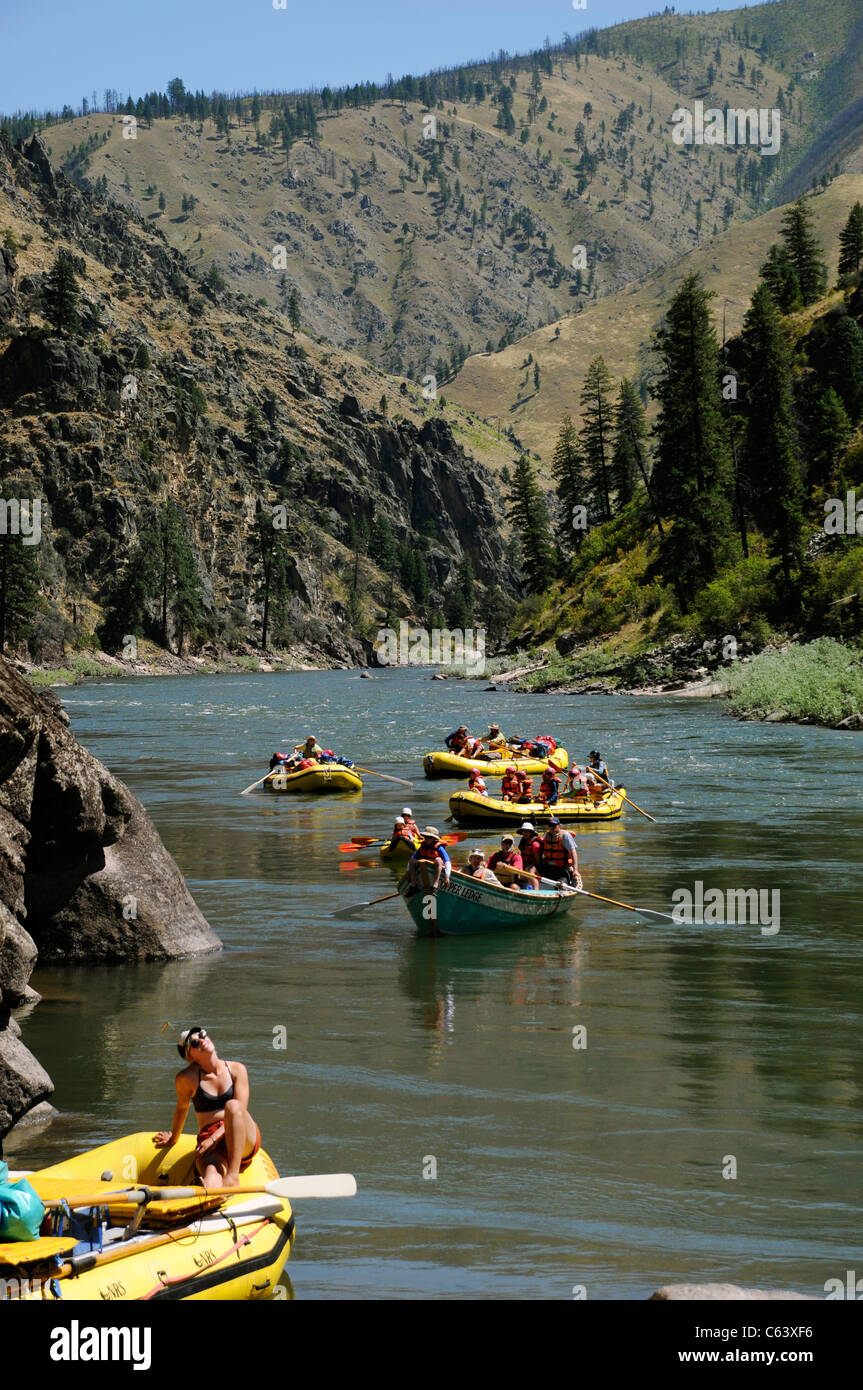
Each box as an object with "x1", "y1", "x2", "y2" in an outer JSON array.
[
  {"x1": 449, "y1": 786, "x2": 628, "y2": 825},
  {"x1": 423, "y1": 747, "x2": 568, "y2": 779},
  {"x1": 380, "y1": 836, "x2": 420, "y2": 862},
  {"x1": 1, "y1": 1132, "x2": 293, "y2": 1301},
  {"x1": 263, "y1": 761, "x2": 363, "y2": 794}
]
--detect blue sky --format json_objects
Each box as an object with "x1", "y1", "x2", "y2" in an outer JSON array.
[{"x1": 1, "y1": 1, "x2": 748, "y2": 115}]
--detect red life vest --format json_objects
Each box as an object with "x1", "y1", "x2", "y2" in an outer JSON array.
[
  {"x1": 541, "y1": 769, "x2": 559, "y2": 786},
  {"x1": 415, "y1": 842, "x2": 440, "y2": 862},
  {"x1": 519, "y1": 835, "x2": 542, "y2": 868},
  {"x1": 502, "y1": 772, "x2": 520, "y2": 797},
  {"x1": 540, "y1": 832, "x2": 569, "y2": 869}
]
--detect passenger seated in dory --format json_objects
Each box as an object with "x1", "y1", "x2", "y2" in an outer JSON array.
[{"x1": 464, "y1": 847, "x2": 502, "y2": 886}]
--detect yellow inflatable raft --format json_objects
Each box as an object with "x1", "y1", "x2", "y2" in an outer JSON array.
[
  {"x1": 380, "y1": 836, "x2": 420, "y2": 862},
  {"x1": 263, "y1": 761, "x2": 363, "y2": 794},
  {"x1": 423, "y1": 747, "x2": 568, "y2": 779},
  {"x1": 448, "y1": 785, "x2": 627, "y2": 825},
  {"x1": 1, "y1": 1132, "x2": 293, "y2": 1301}
]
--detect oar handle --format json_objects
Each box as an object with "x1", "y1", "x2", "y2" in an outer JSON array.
[{"x1": 354, "y1": 767, "x2": 414, "y2": 789}]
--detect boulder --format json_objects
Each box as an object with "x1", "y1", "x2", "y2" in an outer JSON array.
[{"x1": 0, "y1": 657, "x2": 221, "y2": 1136}]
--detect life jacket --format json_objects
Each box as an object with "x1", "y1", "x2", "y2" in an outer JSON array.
[
  {"x1": 540, "y1": 832, "x2": 569, "y2": 869},
  {"x1": 469, "y1": 774, "x2": 487, "y2": 794},
  {"x1": 445, "y1": 729, "x2": 467, "y2": 752},
  {"x1": 517, "y1": 778, "x2": 533, "y2": 800},
  {"x1": 501, "y1": 771, "x2": 520, "y2": 798},
  {"x1": 541, "y1": 769, "x2": 559, "y2": 785},
  {"x1": 464, "y1": 737, "x2": 483, "y2": 757},
  {"x1": 489, "y1": 849, "x2": 521, "y2": 870},
  {"x1": 519, "y1": 835, "x2": 542, "y2": 868},
  {"x1": 415, "y1": 841, "x2": 441, "y2": 862}
]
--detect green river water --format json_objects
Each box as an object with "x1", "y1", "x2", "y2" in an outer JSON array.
[{"x1": 9, "y1": 668, "x2": 863, "y2": 1299}]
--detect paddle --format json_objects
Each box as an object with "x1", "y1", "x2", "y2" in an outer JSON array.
[
  {"x1": 353, "y1": 766, "x2": 414, "y2": 790},
  {"x1": 592, "y1": 771, "x2": 656, "y2": 823},
  {"x1": 337, "y1": 832, "x2": 466, "y2": 852},
  {"x1": 331, "y1": 890, "x2": 402, "y2": 919},
  {"x1": 43, "y1": 1173, "x2": 357, "y2": 1211},
  {"x1": 240, "y1": 773, "x2": 271, "y2": 796}
]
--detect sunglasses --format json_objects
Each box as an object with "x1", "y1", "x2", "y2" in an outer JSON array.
[{"x1": 185, "y1": 1028, "x2": 208, "y2": 1052}]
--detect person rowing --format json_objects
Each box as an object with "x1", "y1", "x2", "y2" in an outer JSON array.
[
  {"x1": 488, "y1": 834, "x2": 523, "y2": 874},
  {"x1": 537, "y1": 817, "x2": 582, "y2": 888},
  {"x1": 486, "y1": 723, "x2": 508, "y2": 755},
  {"x1": 294, "y1": 735, "x2": 324, "y2": 761},
  {"x1": 153, "y1": 1026, "x2": 261, "y2": 1191},
  {"x1": 501, "y1": 765, "x2": 521, "y2": 801},
  {"x1": 588, "y1": 750, "x2": 613, "y2": 787},
  {"x1": 407, "y1": 826, "x2": 452, "y2": 893},
  {"x1": 468, "y1": 765, "x2": 489, "y2": 796}
]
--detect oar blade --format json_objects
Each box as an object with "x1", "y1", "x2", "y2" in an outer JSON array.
[{"x1": 266, "y1": 1173, "x2": 357, "y2": 1200}]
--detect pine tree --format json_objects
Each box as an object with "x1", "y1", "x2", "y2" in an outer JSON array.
[
  {"x1": 256, "y1": 506, "x2": 290, "y2": 650},
  {"x1": 651, "y1": 274, "x2": 733, "y2": 607},
  {"x1": 43, "y1": 252, "x2": 80, "y2": 334},
  {"x1": 759, "y1": 243, "x2": 802, "y2": 313},
  {"x1": 551, "y1": 414, "x2": 587, "y2": 549},
  {"x1": 739, "y1": 285, "x2": 804, "y2": 583},
  {"x1": 838, "y1": 202, "x2": 863, "y2": 276},
  {"x1": 288, "y1": 288, "x2": 301, "y2": 335},
  {"x1": 810, "y1": 388, "x2": 852, "y2": 486},
  {"x1": 579, "y1": 356, "x2": 615, "y2": 522},
  {"x1": 506, "y1": 455, "x2": 556, "y2": 592},
  {"x1": 830, "y1": 317, "x2": 863, "y2": 423},
  {"x1": 0, "y1": 502, "x2": 40, "y2": 654},
  {"x1": 780, "y1": 198, "x2": 825, "y2": 305},
  {"x1": 611, "y1": 379, "x2": 646, "y2": 506}
]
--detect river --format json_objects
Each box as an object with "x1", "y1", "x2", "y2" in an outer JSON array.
[{"x1": 12, "y1": 668, "x2": 863, "y2": 1299}]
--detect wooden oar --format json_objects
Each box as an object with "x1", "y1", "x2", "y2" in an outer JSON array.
[
  {"x1": 353, "y1": 766, "x2": 414, "y2": 789},
  {"x1": 331, "y1": 890, "x2": 402, "y2": 919},
  {"x1": 495, "y1": 865, "x2": 674, "y2": 920},
  {"x1": 570, "y1": 885, "x2": 676, "y2": 921},
  {"x1": 43, "y1": 1172, "x2": 357, "y2": 1211},
  {"x1": 240, "y1": 772, "x2": 271, "y2": 796},
  {"x1": 593, "y1": 771, "x2": 656, "y2": 823}
]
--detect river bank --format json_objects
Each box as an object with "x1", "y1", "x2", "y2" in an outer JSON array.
[
  {"x1": 469, "y1": 636, "x2": 863, "y2": 731},
  {"x1": 14, "y1": 637, "x2": 363, "y2": 689}
]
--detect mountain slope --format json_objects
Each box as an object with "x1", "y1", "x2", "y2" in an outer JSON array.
[
  {"x1": 448, "y1": 174, "x2": 863, "y2": 464},
  {"x1": 0, "y1": 134, "x2": 517, "y2": 664}
]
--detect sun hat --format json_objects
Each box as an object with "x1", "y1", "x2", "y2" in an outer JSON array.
[
  {"x1": 520, "y1": 821, "x2": 535, "y2": 832},
  {"x1": 394, "y1": 816, "x2": 405, "y2": 824},
  {"x1": 422, "y1": 826, "x2": 440, "y2": 839},
  {"x1": 468, "y1": 847, "x2": 484, "y2": 859},
  {"x1": 402, "y1": 807, "x2": 412, "y2": 816}
]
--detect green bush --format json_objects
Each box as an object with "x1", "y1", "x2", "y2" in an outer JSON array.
[{"x1": 720, "y1": 638, "x2": 863, "y2": 724}]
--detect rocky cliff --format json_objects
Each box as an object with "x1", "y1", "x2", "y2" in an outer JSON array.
[
  {"x1": 0, "y1": 657, "x2": 220, "y2": 1138},
  {"x1": 0, "y1": 132, "x2": 517, "y2": 666}
]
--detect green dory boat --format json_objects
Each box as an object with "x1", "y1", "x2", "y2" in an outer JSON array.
[{"x1": 399, "y1": 863, "x2": 580, "y2": 937}]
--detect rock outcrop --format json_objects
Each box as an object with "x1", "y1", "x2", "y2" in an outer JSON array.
[{"x1": 0, "y1": 658, "x2": 221, "y2": 1138}]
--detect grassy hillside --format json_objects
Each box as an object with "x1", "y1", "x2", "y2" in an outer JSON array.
[
  {"x1": 38, "y1": 35, "x2": 808, "y2": 380},
  {"x1": 448, "y1": 174, "x2": 863, "y2": 465}
]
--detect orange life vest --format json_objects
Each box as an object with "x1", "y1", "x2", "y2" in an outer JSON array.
[{"x1": 540, "y1": 832, "x2": 569, "y2": 869}]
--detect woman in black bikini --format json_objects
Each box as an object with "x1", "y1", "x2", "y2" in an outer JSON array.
[{"x1": 152, "y1": 1026, "x2": 262, "y2": 1189}]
